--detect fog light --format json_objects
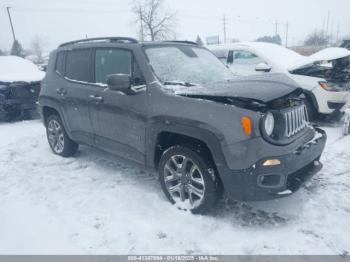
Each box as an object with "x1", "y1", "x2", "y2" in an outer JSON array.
[{"x1": 262, "y1": 159, "x2": 281, "y2": 166}]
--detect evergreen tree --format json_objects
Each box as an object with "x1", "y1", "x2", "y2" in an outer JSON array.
[
  {"x1": 10, "y1": 40, "x2": 25, "y2": 57},
  {"x1": 195, "y1": 35, "x2": 204, "y2": 46}
]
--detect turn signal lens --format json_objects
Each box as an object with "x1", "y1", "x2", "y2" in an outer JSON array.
[
  {"x1": 319, "y1": 81, "x2": 328, "y2": 90},
  {"x1": 263, "y1": 159, "x2": 281, "y2": 166},
  {"x1": 242, "y1": 116, "x2": 253, "y2": 137}
]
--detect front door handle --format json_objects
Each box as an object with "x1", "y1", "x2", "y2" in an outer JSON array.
[
  {"x1": 56, "y1": 88, "x2": 67, "y2": 96},
  {"x1": 89, "y1": 94, "x2": 104, "y2": 103}
]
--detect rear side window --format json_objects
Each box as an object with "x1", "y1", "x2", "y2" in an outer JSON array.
[
  {"x1": 65, "y1": 49, "x2": 92, "y2": 82},
  {"x1": 95, "y1": 49, "x2": 132, "y2": 84},
  {"x1": 55, "y1": 52, "x2": 65, "y2": 75}
]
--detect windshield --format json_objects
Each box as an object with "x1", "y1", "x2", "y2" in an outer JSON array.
[{"x1": 144, "y1": 45, "x2": 234, "y2": 85}]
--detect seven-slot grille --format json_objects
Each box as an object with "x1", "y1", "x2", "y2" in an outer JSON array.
[{"x1": 283, "y1": 104, "x2": 308, "y2": 138}]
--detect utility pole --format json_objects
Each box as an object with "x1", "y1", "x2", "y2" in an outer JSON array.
[
  {"x1": 275, "y1": 20, "x2": 278, "y2": 35},
  {"x1": 325, "y1": 11, "x2": 330, "y2": 37},
  {"x1": 336, "y1": 24, "x2": 340, "y2": 43},
  {"x1": 6, "y1": 7, "x2": 16, "y2": 42},
  {"x1": 223, "y1": 14, "x2": 227, "y2": 44},
  {"x1": 139, "y1": 4, "x2": 144, "y2": 41},
  {"x1": 285, "y1": 22, "x2": 289, "y2": 47}
]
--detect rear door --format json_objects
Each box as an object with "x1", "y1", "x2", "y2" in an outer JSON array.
[
  {"x1": 62, "y1": 48, "x2": 94, "y2": 144},
  {"x1": 88, "y1": 47, "x2": 148, "y2": 164}
]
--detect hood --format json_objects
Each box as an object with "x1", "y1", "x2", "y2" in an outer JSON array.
[
  {"x1": 0, "y1": 56, "x2": 45, "y2": 83},
  {"x1": 174, "y1": 73, "x2": 299, "y2": 103},
  {"x1": 288, "y1": 47, "x2": 350, "y2": 71}
]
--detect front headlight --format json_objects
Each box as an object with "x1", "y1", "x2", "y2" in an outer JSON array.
[
  {"x1": 264, "y1": 112, "x2": 275, "y2": 136},
  {"x1": 319, "y1": 81, "x2": 348, "y2": 92},
  {"x1": 0, "y1": 85, "x2": 9, "y2": 91}
]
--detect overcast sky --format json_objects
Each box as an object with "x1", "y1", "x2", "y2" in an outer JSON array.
[{"x1": 1, "y1": 0, "x2": 350, "y2": 52}]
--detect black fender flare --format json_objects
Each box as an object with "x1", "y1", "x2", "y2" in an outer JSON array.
[
  {"x1": 303, "y1": 90, "x2": 319, "y2": 111},
  {"x1": 39, "y1": 96, "x2": 72, "y2": 136},
  {"x1": 146, "y1": 116, "x2": 229, "y2": 175}
]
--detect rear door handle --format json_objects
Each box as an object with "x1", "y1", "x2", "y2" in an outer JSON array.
[
  {"x1": 89, "y1": 94, "x2": 104, "y2": 103},
  {"x1": 56, "y1": 88, "x2": 67, "y2": 96}
]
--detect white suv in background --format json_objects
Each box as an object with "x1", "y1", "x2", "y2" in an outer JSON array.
[{"x1": 209, "y1": 42, "x2": 350, "y2": 120}]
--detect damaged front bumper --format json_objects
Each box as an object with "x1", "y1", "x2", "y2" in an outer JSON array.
[
  {"x1": 0, "y1": 95, "x2": 38, "y2": 110},
  {"x1": 222, "y1": 127, "x2": 327, "y2": 201}
]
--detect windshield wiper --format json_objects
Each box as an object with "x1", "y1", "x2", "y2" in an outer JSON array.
[{"x1": 163, "y1": 81, "x2": 197, "y2": 87}]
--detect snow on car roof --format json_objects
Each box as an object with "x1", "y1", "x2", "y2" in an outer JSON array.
[
  {"x1": 208, "y1": 42, "x2": 303, "y2": 69},
  {"x1": 0, "y1": 56, "x2": 45, "y2": 83}
]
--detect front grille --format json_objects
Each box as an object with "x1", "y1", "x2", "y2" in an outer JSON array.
[
  {"x1": 10, "y1": 82, "x2": 41, "y2": 100},
  {"x1": 283, "y1": 104, "x2": 308, "y2": 138}
]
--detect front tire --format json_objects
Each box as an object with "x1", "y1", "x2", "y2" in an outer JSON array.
[
  {"x1": 46, "y1": 114, "x2": 78, "y2": 157},
  {"x1": 159, "y1": 145, "x2": 218, "y2": 214}
]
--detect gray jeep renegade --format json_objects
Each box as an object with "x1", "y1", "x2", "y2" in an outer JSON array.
[{"x1": 39, "y1": 37, "x2": 326, "y2": 213}]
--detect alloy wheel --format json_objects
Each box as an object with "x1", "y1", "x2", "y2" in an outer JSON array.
[
  {"x1": 47, "y1": 119, "x2": 65, "y2": 154},
  {"x1": 163, "y1": 155, "x2": 205, "y2": 209}
]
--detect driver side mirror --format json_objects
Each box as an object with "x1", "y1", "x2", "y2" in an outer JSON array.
[
  {"x1": 255, "y1": 62, "x2": 272, "y2": 72},
  {"x1": 106, "y1": 74, "x2": 133, "y2": 94}
]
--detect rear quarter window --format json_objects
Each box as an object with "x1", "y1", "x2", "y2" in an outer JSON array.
[{"x1": 55, "y1": 51, "x2": 65, "y2": 75}]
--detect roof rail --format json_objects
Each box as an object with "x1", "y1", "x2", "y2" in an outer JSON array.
[
  {"x1": 163, "y1": 40, "x2": 198, "y2": 45},
  {"x1": 59, "y1": 37, "x2": 138, "y2": 47}
]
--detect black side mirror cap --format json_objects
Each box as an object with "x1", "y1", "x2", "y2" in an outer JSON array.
[{"x1": 106, "y1": 74, "x2": 132, "y2": 94}]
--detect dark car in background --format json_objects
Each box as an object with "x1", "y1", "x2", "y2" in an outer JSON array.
[
  {"x1": 39, "y1": 37, "x2": 326, "y2": 214},
  {"x1": 0, "y1": 56, "x2": 44, "y2": 121},
  {"x1": 340, "y1": 39, "x2": 350, "y2": 49}
]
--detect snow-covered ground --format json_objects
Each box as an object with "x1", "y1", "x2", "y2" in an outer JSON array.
[{"x1": 0, "y1": 120, "x2": 349, "y2": 255}]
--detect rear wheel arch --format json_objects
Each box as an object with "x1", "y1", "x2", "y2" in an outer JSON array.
[
  {"x1": 42, "y1": 106, "x2": 60, "y2": 124},
  {"x1": 41, "y1": 105, "x2": 72, "y2": 136}
]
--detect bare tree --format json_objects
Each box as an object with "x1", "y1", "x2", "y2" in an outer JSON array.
[
  {"x1": 256, "y1": 34, "x2": 282, "y2": 45},
  {"x1": 132, "y1": 0, "x2": 177, "y2": 41},
  {"x1": 304, "y1": 30, "x2": 330, "y2": 47},
  {"x1": 31, "y1": 35, "x2": 47, "y2": 64}
]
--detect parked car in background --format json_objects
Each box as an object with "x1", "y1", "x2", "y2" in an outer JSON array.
[
  {"x1": 340, "y1": 39, "x2": 350, "y2": 49},
  {"x1": 209, "y1": 42, "x2": 350, "y2": 120},
  {"x1": 0, "y1": 56, "x2": 44, "y2": 121},
  {"x1": 39, "y1": 37, "x2": 326, "y2": 214}
]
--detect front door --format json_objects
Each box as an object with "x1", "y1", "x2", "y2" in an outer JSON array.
[{"x1": 88, "y1": 48, "x2": 148, "y2": 164}]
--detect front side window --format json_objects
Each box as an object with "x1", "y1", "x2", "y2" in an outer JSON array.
[
  {"x1": 144, "y1": 45, "x2": 234, "y2": 86},
  {"x1": 95, "y1": 49, "x2": 132, "y2": 84},
  {"x1": 65, "y1": 49, "x2": 92, "y2": 82},
  {"x1": 230, "y1": 50, "x2": 265, "y2": 76}
]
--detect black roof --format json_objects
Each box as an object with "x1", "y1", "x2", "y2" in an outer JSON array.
[
  {"x1": 58, "y1": 37, "x2": 198, "y2": 48},
  {"x1": 59, "y1": 37, "x2": 138, "y2": 47}
]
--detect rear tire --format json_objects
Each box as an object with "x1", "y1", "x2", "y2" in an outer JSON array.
[
  {"x1": 159, "y1": 145, "x2": 218, "y2": 214},
  {"x1": 46, "y1": 114, "x2": 78, "y2": 157}
]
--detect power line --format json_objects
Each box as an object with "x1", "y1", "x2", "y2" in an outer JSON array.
[{"x1": 0, "y1": 6, "x2": 128, "y2": 14}]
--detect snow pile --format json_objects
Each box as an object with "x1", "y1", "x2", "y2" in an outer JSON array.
[
  {"x1": 0, "y1": 121, "x2": 349, "y2": 254},
  {"x1": 0, "y1": 56, "x2": 45, "y2": 83}
]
